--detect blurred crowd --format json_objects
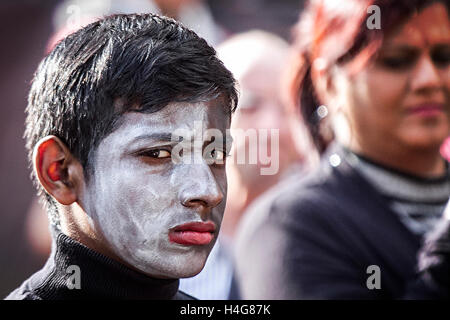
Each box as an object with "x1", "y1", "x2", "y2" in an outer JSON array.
[{"x1": 1, "y1": 0, "x2": 449, "y2": 299}]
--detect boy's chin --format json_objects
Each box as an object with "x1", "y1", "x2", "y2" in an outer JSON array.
[{"x1": 175, "y1": 261, "x2": 207, "y2": 279}]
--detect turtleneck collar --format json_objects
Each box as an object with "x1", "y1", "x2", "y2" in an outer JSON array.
[
  {"x1": 341, "y1": 146, "x2": 450, "y2": 203},
  {"x1": 33, "y1": 233, "x2": 180, "y2": 299}
]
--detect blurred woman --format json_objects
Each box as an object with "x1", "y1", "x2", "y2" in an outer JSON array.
[{"x1": 234, "y1": 0, "x2": 450, "y2": 299}]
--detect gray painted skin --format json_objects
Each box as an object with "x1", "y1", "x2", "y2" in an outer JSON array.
[{"x1": 81, "y1": 99, "x2": 230, "y2": 279}]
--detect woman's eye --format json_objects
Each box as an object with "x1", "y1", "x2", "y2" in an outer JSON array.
[
  {"x1": 432, "y1": 49, "x2": 450, "y2": 68},
  {"x1": 143, "y1": 149, "x2": 171, "y2": 159},
  {"x1": 378, "y1": 56, "x2": 415, "y2": 70}
]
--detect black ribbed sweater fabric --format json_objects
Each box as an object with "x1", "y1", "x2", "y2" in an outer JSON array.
[{"x1": 5, "y1": 233, "x2": 194, "y2": 300}]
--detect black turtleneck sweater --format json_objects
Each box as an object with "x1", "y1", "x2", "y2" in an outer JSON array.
[
  {"x1": 344, "y1": 148, "x2": 450, "y2": 237},
  {"x1": 4, "y1": 233, "x2": 194, "y2": 300}
]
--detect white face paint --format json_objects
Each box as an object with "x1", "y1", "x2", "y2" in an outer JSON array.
[{"x1": 81, "y1": 100, "x2": 229, "y2": 279}]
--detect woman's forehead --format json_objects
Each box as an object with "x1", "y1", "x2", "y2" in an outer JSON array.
[{"x1": 384, "y1": 3, "x2": 450, "y2": 48}]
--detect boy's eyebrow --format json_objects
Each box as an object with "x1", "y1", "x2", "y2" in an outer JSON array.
[
  {"x1": 132, "y1": 133, "x2": 181, "y2": 142},
  {"x1": 132, "y1": 130, "x2": 233, "y2": 144}
]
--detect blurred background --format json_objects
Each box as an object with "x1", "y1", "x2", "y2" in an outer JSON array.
[{"x1": 0, "y1": 0, "x2": 305, "y2": 298}]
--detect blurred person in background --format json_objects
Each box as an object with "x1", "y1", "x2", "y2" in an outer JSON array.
[
  {"x1": 0, "y1": 0, "x2": 59, "y2": 298},
  {"x1": 218, "y1": 31, "x2": 305, "y2": 240},
  {"x1": 235, "y1": 0, "x2": 450, "y2": 299},
  {"x1": 51, "y1": 0, "x2": 226, "y2": 47},
  {"x1": 208, "y1": 0, "x2": 304, "y2": 41},
  {"x1": 179, "y1": 30, "x2": 305, "y2": 299}
]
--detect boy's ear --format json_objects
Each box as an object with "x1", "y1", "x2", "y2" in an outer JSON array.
[{"x1": 33, "y1": 136, "x2": 83, "y2": 206}]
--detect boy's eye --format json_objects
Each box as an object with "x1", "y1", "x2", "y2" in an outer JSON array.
[
  {"x1": 143, "y1": 149, "x2": 171, "y2": 159},
  {"x1": 211, "y1": 149, "x2": 225, "y2": 161},
  {"x1": 205, "y1": 148, "x2": 227, "y2": 163}
]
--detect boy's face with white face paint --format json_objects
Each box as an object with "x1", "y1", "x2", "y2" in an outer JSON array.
[{"x1": 80, "y1": 99, "x2": 230, "y2": 279}]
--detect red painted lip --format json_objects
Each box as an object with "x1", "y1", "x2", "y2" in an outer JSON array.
[
  {"x1": 168, "y1": 221, "x2": 216, "y2": 246},
  {"x1": 407, "y1": 103, "x2": 445, "y2": 117}
]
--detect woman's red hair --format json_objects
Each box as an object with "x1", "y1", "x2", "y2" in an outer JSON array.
[{"x1": 287, "y1": 0, "x2": 449, "y2": 153}]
